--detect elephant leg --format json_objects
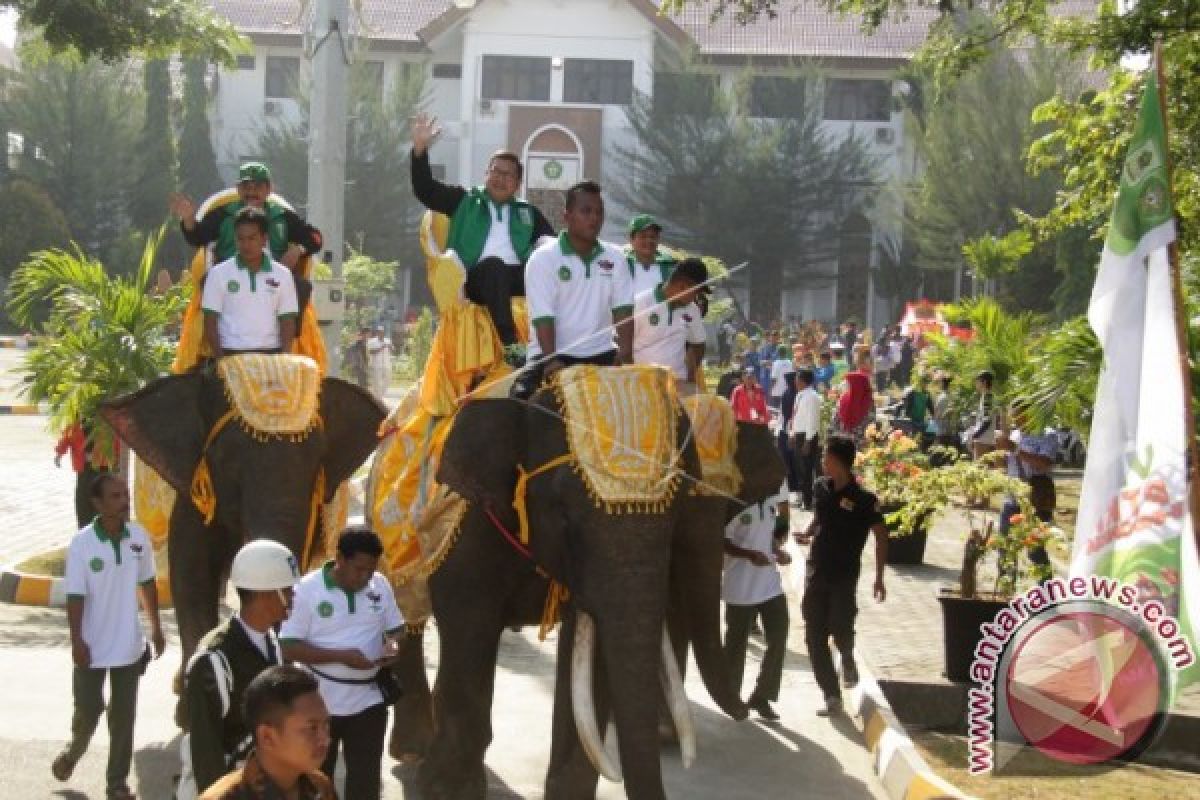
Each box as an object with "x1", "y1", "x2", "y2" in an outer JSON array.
[
  {"x1": 389, "y1": 629, "x2": 434, "y2": 762},
  {"x1": 657, "y1": 576, "x2": 690, "y2": 743},
  {"x1": 168, "y1": 499, "x2": 237, "y2": 728},
  {"x1": 545, "y1": 609, "x2": 604, "y2": 800}
]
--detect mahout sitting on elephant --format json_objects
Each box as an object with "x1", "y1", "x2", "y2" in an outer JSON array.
[{"x1": 385, "y1": 365, "x2": 785, "y2": 800}]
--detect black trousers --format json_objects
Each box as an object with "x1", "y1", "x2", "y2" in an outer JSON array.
[
  {"x1": 465, "y1": 256, "x2": 525, "y2": 346},
  {"x1": 321, "y1": 702, "x2": 388, "y2": 800},
  {"x1": 724, "y1": 593, "x2": 789, "y2": 702},
  {"x1": 510, "y1": 350, "x2": 616, "y2": 400},
  {"x1": 792, "y1": 434, "x2": 820, "y2": 509},
  {"x1": 776, "y1": 431, "x2": 798, "y2": 492},
  {"x1": 802, "y1": 570, "x2": 858, "y2": 701}
]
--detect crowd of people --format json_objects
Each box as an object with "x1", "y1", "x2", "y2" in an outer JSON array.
[{"x1": 50, "y1": 111, "x2": 1061, "y2": 798}]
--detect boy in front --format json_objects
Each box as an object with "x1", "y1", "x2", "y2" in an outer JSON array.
[
  {"x1": 202, "y1": 206, "x2": 299, "y2": 358},
  {"x1": 794, "y1": 435, "x2": 888, "y2": 716},
  {"x1": 200, "y1": 665, "x2": 336, "y2": 799},
  {"x1": 53, "y1": 474, "x2": 165, "y2": 800}
]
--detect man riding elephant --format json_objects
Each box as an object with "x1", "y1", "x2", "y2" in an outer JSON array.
[{"x1": 409, "y1": 112, "x2": 555, "y2": 363}]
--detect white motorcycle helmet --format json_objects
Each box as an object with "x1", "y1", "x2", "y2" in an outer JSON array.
[{"x1": 229, "y1": 540, "x2": 300, "y2": 591}]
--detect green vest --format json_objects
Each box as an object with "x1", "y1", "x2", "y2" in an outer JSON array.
[
  {"x1": 213, "y1": 201, "x2": 291, "y2": 263},
  {"x1": 446, "y1": 187, "x2": 536, "y2": 269}
]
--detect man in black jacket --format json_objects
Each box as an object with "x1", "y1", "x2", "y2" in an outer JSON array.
[
  {"x1": 409, "y1": 112, "x2": 555, "y2": 354},
  {"x1": 182, "y1": 540, "x2": 300, "y2": 796}
]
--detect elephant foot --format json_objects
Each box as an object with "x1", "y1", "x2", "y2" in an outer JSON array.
[{"x1": 417, "y1": 759, "x2": 487, "y2": 800}]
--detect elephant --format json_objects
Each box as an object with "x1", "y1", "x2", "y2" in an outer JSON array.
[
  {"x1": 99, "y1": 367, "x2": 386, "y2": 675},
  {"x1": 388, "y1": 385, "x2": 786, "y2": 800}
]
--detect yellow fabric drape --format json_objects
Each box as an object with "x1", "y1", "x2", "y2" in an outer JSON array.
[
  {"x1": 190, "y1": 409, "x2": 238, "y2": 524},
  {"x1": 513, "y1": 454, "x2": 574, "y2": 545},
  {"x1": 681, "y1": 393, "x2": 743, "y2": 497},
  {"x1": 133, "y1": 455, "x2": 174, "y2": 549}
]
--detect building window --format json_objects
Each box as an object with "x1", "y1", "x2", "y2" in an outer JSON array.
[
  {"x1": 653, "y1": 72, "x2": 719, "y2": 116},
  {"x1": 481, "y1": 55, "x2": 551, "y2": 102},
  {"x1": 748, "y1": 75, "x2": 805, "y2": 119},
  {"x1": 432, "y1": 63, "x2": 462, "y2": 80},
  {"x1": 563, "y1": 59, "x2": 633, "y2": 105},
  {"x1": 265, "y1": 56, "x2": 300, "y2": 100},
  {"x1": 236, "y1": 55, "x2": 256, "y2": 70},
  {"x1": 823, "y1": 78, "x2": 891, "y2": 122}
]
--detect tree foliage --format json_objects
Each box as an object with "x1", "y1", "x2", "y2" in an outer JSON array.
[
  {"x1": 1, "y1": 46, "x2": 144, "y2": 266},
  {"x1": 5, "y1": 229, "x2": 187, "y2": 459},
  {"x1": 610, "y1": 65, "x2": 878, "y2": 317},
  {"x1": 255, "y1": 62, "x2": 426, "y2": 264},
  {"x1": 130, "y1": 59, "x2": 176, "y2": 232},
  {"x1": 4, "y1": 0, "x2": 242, "y2": 63},
  {"x1": 0, "y1": 178, "x2": 71, "y2": 282},
  {"x1": 177, "y1": 58, "x2": 222, "y2": 201}
]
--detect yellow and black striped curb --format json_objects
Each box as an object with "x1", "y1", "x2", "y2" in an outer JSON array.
[
  {"x1": 0, "y1": 404, "x2": 44, "y2": 415},
  {"x1": 0, "y1": 564, "x2": 173, "y2": 608},
  {"x1": 0, "y1": 337, "x2": 37, "y2": 348},
  {"x1": 848, "y1": 659, "x2": 976, "y2": 800}
]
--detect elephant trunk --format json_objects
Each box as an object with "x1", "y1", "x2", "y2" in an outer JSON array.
[{"x1": 675, "y1": 500, "x2": 750, "y2": 720}]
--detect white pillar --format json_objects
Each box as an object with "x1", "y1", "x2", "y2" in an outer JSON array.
[{"x1": 306, "y1": 0, "x2": 350, "y2": 373}]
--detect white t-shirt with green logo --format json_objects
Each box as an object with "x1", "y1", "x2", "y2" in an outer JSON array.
[
  {"x1": 201, "y1": 255, "x2": 299, "y2": 351},
  {"x1": 280, "y1": 563, "x2": 404, "y2": 716},
  {"x1": 632, "y1": 287, "x2": 707, "y2": 380},
  {"x1": 722, "y1": 494, "x2": 786, "y2": 607},
  {"x1": 525, "y1": 233, "x2": 634, "y2": 359},
  {"x1": 64, "y1": 519, "x2": 156, "y2": 668}
]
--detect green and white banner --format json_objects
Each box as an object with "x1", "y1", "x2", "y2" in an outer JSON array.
[{"x1": 1069, "y1": 68, "x2": 1200, "y2": 690}]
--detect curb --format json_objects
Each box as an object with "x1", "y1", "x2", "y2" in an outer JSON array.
[
  {"x1": 0, "y1": 563, "x2": 173, "y2": 608},
  {"x1": 0, "y1": 404, "x2": 44, "y2": 415},
  {"x1": 848, "y1": 657, "x2": 976, "y2": 800}
]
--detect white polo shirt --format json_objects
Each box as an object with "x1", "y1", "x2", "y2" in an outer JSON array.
[
  {"x1": 626, "y1": 249, "x2": 675, "y2": 297},
  {"x1": 201, "y1": 254, "x2": 299, "y2": 351},
  {"x1": 280, "y1": 562, "x2": 404, "y2": 716},
  {"x1": 479, "y1": 202, "x2": 521, "y2": 265},
  {"x1": 632, "y1": 287, "x2": 707, "y2": 381},
  {"x1": 525, "y1": 233, "x2": 634, "y2": 359},
  {"x1": 722, "y1": 494, "x2": 787, "y2": 607},
  {"x1": 64, "y1": 518, "x2": 156, "y2": 668}
]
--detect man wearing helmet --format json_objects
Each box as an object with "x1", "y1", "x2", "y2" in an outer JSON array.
[{"x1": 180, "y1": 540, "x2": 301, "y2": 796}]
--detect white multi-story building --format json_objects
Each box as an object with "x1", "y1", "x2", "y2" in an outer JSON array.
[{"x1": 208, "y1": 0, "x2": 933, "y2": 326}]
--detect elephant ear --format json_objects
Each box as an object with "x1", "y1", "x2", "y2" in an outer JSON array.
[
  {"x1": 436, "y1": 398, "x2": 524, "y2": 508},
  {"x1": 319, "y1": 377, "x2": 387, "y2": 500},
  {"x1": 99, "y1": 372, "x2": 206, "y2": 495},
  {"x1": 734, "y1": 421, "x2": 786, "y2": 510}
]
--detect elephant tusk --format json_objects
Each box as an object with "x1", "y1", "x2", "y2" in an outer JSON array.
[
  {"x1": 660, "y1": 625, "x2": 697, "y2": 769},
  {"x1": 572, "y1": 611, "x2": 623, "y2": 783}
]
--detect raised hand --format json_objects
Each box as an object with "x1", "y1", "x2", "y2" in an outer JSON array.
[
  {"x1": 411, "y1": 112, "x2": 442, "y2": 156},
  {"x1": 168, "y1": 192, "x2": 197, "y2": 226}
]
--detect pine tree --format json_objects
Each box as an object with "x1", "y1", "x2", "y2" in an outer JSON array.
[
  {"x1": 177, "y1": 58, "x2": 222, "y2": 201},
  {"x1": 130, "y1": 59, "x2": 176, "y2": 231}
]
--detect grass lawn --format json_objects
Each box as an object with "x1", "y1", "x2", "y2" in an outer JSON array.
[{"x1": 913, "y1": 730, "x2": 1197, "y2": 800}]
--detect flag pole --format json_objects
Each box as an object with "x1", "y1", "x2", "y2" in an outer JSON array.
[{"x1": 1153, "y1": 40, "x2": 1200, "y2": 553}]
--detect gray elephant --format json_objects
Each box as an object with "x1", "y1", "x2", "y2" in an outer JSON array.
[
  {"x1": 389, "y1": 384, "x2": 785, "y2": 800},
  {"x1": 99, "y1": 366, "x2": 386, "y2": 672}
]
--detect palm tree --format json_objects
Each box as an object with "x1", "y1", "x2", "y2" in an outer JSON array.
[{"x1": 6, "y1": 228, "x2": 187, "y2": 464}]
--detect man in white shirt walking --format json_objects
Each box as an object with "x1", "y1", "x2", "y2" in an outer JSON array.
[
  {"x1": 365, "y1": 326, "x2": 393, "y2": 401},
  {"x1": 281, "y1": 528, "x2": 403, "y2": 800},
  {"x1": 53, "y1": 474, "x2": 165, "y2": 800},
  {"x1": 723, "y1": 490, "x2": 792, "y2": 720},
  {"x1": 788, "y1": 368, "x2": 823, "y2": 510},
  {"x1": 631, "y1": 257, "x2": 709, "y2": 394}
]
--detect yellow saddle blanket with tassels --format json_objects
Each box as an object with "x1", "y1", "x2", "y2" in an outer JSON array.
[
  {"x1": 681, "y1": 393, "x2": 742, "y2": 497},
  {"x1": 552, "y1": 365, "x2": 681, "y2": 512},
  {"x1": 217, "y1": 354, "x2": 321, "y2": 438}
]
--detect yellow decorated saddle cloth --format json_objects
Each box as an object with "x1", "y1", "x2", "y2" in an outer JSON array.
[
  {"x1": 553, "y1": 365, "x2": 681, "y2": 511},
  {"x1": 681, "y1": 394, "x2": 742, "y2": 497},
  {"x1": 217, "y1": 354, "x2": 321, "y2": 438}
]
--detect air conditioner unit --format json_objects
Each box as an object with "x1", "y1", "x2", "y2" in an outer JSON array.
[
  {"x1": 480, "y1": 98, "x2": 493, "y2": 113},
  {"x1": 264, "y1": 99, "x2": 281, "y2": 115},
  {"x1": 875, "y1": 127, "x2": 895, "y2": 145}
]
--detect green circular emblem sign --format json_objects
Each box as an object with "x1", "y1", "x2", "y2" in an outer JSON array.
[
  {"x1": 227, "y1": 280, "x2": 240, "y2": 293},
  {"x1": 317, "y1": 601, "x2": 334, "y2": 618},
  {"x1": 543, "y1": 159, "x2": 563, "y2": 180},
  {"x1": 648, "y1": 313, "x2": 660, "y2": 326},
  {"x1": 557, "y1": 266, "x2": 571, "y2": 282},
  {"x1": 89, "y1": 557, "x2": 104, "y2": 573}
]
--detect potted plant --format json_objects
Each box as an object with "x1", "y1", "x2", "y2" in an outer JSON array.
[
  {"x1": 856, "y1": 425, "x2": 935, "y2": 564},
  {"x1": 896, "y1": 456, "x2": 1061, "y2": 681}
]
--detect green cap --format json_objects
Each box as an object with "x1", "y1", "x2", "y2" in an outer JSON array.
[
  {"x1": 238, "y1": 162, "x2": 271, "y2": 183},
  {"x1": 628, "y1": 213, "x2": 662, "y2": 235}
]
